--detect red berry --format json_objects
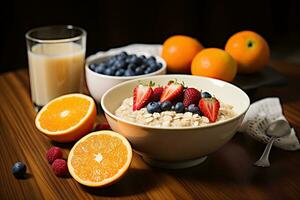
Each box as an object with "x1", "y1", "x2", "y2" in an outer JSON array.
[
  {"x1": 133, "y1": 85, "x2": 153, "y2": 111},
  {"x1": 46, "y1": 147, "x2": 63, "y2": 164},
  {"x1": 171, "y1": 92, "x2": 184, "y2": 105},
  {"x1": 160, "y1": 82, "x2": 183, "y2": 102},
  {"x1": 152, "y1": 87, "x2": 164, "y2": 101},
  {"x1": 51, "y1": 159, "x2": 68, "y2": 177},
  {"x1": 199, "y1": 97, "x2": 220, "y2": 122},
  {"x1": 183, "y1": 88, "x2": 201, "y2": 107}
]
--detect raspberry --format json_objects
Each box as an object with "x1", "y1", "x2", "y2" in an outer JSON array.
[
  {"x1": 152, "y1": 87, "x2": 164, "y2": 102},
  {"x1": 51, "y1": 159, "x2": 68, "y2": 177},
  {"x1": 46, "y1": 147, "x2": 63, "y2": 164}
]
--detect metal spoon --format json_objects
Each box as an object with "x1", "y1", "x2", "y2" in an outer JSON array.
[{"x1": 254, "y1": 119, "x2": 291, "y2": 167}]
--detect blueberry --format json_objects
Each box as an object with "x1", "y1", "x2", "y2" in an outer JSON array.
[
  {"x1": 117, "y1": 51, "x2": 127, "y2": 60},
  {"x1": 151, "y1": 64, "x2": 159, "y2": 72},
  {"x1": 157, "y1": 62, "x2": 163, "y2": 69},
  {"x1": 135, "y1": 57, "x2": 143, "y2": 65},
  {"x1": 124, "y1": 69, "x2": 136, "y2": 76},
  {"x1": 145, "y1": 66, "x2": 156, "y2": 74},
  {"x1": 139, "y1": 55, "x2": 146, "y2": 60},
  {"x1": 151, "y1": 66, "x2": 157, "y2": 72},
  {"x1": 120, "y1": 51, "x2": 128, "y2": 56},
  {"x1": 144, "y1": 68, "x2": 151, "y2": 74},
  {"x1": 147, "y1": 102, "x2": 161, "y2": 113},
  {"x1": 95, "y1": 63, "x2": 106, "y2": 74},
  {"x1": 147, "y1": 66, "x2": 156, "y2": 73},
  {"x1": 111, "y1": 65, "x2": 118, "y2": 71},
  {"x1": 12, "y1": 162, "x2": 27, "y2": 178},
  {"x1": 149, "y1": 61, "x2": 157, "y2": 68},
  {"x1": 174, "y1": 102, "x2": 185, "y2": 113},
  {"x1": 135, "y1": 67, "x2": 144, "y2": 75},
  {"x1": 148, "y1": 56, "x2": 156, "y2": 62},
  {"x1": 160, "y1": 101, "x2": 172, "y2": 111},
  {"x1": 125, "y1": 57, "x2": 132, "y2": 64},
  {"x1": 119, "y1": 60, "x2": 127, "y2": 68},
  {"x1": 130, "y1": 55, "x2": 138, "y2": 63},
  {"x1": 128, "y1": 63, "x2": 137, "y2": 70},
  {"x1": 107, "y1": 58, "x2": 116, "y2": 66},
  {"x1": 146, "y1": 58, "x2": 156, "y2": 65},
  {"x1": 89, "y1": 63, "x2": 97, "y2": 71},
  {"x1": 116, "y1": 60, "x2": 127, "y2": 69},
  {"x1": 104, "y1": 68, "x2": 115, "y2": 76},
  {"x1": 140, "y1": 64, "x2": 147, "y2": 71},
  {"x1": 201, "y1": 92, "x2": 212, "y2": 98},
  {"x1": 115, "y1": 69, "x2": 125, "y2": 76},
  {"x1": 113, "y1": 61, "x2": 123, "y2": 69},
  {"x1": 187, "y1": 104, "x2": 201, "y2": 114}
]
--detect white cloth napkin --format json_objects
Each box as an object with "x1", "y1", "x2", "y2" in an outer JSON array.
[
  {"x1": 90, "y1": 44, "x2": 300, "y2": 151},
  {"x1": 238, "y1": 97, "x2": 300, "y2": 151}
]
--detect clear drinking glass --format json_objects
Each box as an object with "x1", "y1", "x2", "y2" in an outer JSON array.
[{"x1": 26, "y1": 25, "x2": 86, "y2": 111}]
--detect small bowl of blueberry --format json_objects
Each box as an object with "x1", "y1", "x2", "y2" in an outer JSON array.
[{"x1": 85, "y1": 51, "x2": 166, "y2": 103}]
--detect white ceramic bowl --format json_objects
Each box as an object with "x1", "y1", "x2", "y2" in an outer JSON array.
[
  {"x1": 85, "y1": 52, "x2": 166, "y2": 103},
  {"x1": 101, "y1": 75, "x2": 250, "y2": 169}
]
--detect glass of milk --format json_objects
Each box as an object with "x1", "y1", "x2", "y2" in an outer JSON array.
[{"x1": 26, "y1": 25, "x2": 86, "y2": 111}]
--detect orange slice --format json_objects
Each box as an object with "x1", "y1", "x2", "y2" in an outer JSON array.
[
  {"x1": 67, "y1": 131, "x2": 132, "y2": 187},
  {"x1": 35, "y1": 93, "x2": 96, "y2": 142}
]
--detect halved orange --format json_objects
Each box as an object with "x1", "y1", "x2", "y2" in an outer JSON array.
[
  {"x1": 67, "y1": 131, "x2": 132, "y2": 187},
  {"x1": 35, "y1": 93, "x2": 97, "y2": 143}
]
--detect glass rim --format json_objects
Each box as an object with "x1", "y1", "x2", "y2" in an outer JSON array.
[{"x1": 25, "y1": 25, "x2": 86, "y2": 44}]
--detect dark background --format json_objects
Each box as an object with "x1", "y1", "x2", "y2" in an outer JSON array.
[{"x1": 1, "y1": 0, "x2": 300, "y2": 72}]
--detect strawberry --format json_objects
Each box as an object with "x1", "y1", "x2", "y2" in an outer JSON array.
[
  {"x1": 152, "y1": 87, "x2": 164, "y2": 102},
  {"x1": 160, "y1": 82, "x2": 184, "y2": 102},
  {"x1": 198, "y1": 97, "x2": 220, "y2": 122},
  {"x1": 133, "y1": 84, "x2": 153, "y2": 110},
  {"x1": 171, "y1": 92, "x2": 184, "y2": 105},
  {"x1": 183, "y1": 88, "x2": 201, "y2": 107}
]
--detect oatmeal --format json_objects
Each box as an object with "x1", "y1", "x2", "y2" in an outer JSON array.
[{"x1": 115, "y1": 97, "x2": 235, "y2": 127}]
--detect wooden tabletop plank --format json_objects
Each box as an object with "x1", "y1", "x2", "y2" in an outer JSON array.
[{"x1": 0, "y1": 63, "x2": 300, "y2": 200}]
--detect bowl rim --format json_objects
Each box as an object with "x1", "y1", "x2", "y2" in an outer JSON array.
[
  {"x1": 101, "y1": 74, "x2": 250, "y2": 130},
  {"x1": 85, "y1": 52, "x2": 167, "y2": 80}
]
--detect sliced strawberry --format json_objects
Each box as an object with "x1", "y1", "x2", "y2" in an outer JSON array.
[
  {"x1": 183, "y1": 88, "x2": 201, "y2": 107},
  {"x1": 160, "y1": 82, "x2": 183, "y2": 102},
  {"x1": 152, "y1": 87, "x2": 164, "y2": 102},
  {"x1": 198, "y1": 97, "x2": 220, "y2": 122},
  {"x1": 171, "y1": 92, "x2": 184, "y2": 105},
  {"x1": 133, "y1": 85, "x2": 153, "y2": 110}
]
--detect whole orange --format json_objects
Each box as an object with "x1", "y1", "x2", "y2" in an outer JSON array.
[
  {"x1": 161, "y1": 35, "x2": 204, "y2": 73},
  {"x1": 191, "y1": 48, "x2": 237, "y2": 82},
  {"x1": 225, "y1": 30, "x2": 270, "y2": 74}
]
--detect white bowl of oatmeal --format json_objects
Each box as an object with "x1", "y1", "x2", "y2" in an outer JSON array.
[{"x1": 101, "y1": 75, "x2": 250, "y2": 169}]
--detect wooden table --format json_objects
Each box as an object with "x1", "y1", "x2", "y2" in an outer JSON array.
[{"x1": 1, "y1": 61, "x2": 300, "y2": 200}]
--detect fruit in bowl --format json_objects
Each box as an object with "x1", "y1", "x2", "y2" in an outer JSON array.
[
  {"x1": 115, "y1": 80, "x2": 236, "y2": 127},
  {"x1": 85, "y1": 51, "x2": 166, "y2": 103},
  {"x1": 101, "y1": 75, "x2": 250, "y2": 169},
  {"x1": 89, "y1": 51, "x2": 164, "y2": 76}
]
